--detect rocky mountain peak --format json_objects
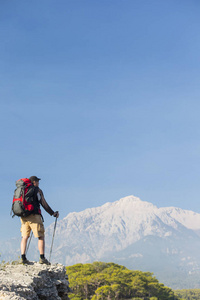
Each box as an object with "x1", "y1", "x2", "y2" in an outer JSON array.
[{"x1": 119, "y1": 195, "x2": 142, "y2": 202}]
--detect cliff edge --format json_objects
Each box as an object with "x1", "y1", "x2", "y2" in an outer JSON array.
[{"x1": 0, "y1": 262, "x2": 71, "y2": 300}]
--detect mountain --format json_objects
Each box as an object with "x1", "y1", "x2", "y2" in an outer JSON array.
[
  {"x1": 44, "y1": 195, "x2": 200, "y2": 289},
  {"x1": 2, "y1": 195, "x2": 200, "y2": 289}
]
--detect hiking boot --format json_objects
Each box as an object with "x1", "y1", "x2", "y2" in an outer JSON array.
[
  {"x1": 20, "y1": 258, "x2": 30, "y2": 265},
  {"x1": 39, "y1": 257, "x2": 51, "y2": 265}
]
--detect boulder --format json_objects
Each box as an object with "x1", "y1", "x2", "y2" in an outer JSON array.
[{"x1": 0, "y1": 262, "x2": 71, "y2": 299}]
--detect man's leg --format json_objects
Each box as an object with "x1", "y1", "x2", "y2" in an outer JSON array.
[
  {"x1": 38, "y1": 236, "x2": 45, "y2": 255},
  {"x1": 20, "y1": 236, "x2": 30, "y2": 264},
  {"x1": 20, "y1": 217, "x2": 31, "y2": 263},
  {"x1": 38, "y1": 236, "x2": 50, "y2": 264},
  {"x1": 21, "y1": 236, "x2": 29, "y2": 255}
]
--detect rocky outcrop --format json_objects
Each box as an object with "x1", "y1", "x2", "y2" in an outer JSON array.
[{"x1": 0, "y1": 262, "x2": 71, "y2": 300}]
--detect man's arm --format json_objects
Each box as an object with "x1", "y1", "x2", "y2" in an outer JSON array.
[{"x1": 38, "y1": 188, "x2": 56, "y2": 216}]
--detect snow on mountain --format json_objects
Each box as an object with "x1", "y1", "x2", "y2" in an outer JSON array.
[{"x1": 158, "y1": 206, "x2": 200, "y2": 230}]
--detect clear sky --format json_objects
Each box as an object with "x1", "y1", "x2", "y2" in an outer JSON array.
[{"x1": 1, "y1": 0, "x2": 200, "y2": 240}]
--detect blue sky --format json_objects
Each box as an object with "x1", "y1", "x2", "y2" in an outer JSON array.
[{"x1": 1, "y1": 0, "x2": 200, "y2": 240}]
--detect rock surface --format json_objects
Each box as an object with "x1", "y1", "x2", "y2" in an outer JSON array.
[{"x1": 0, "y1": 262, "x2": 70, "y2": 300}]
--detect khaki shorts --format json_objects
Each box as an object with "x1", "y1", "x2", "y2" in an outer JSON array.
[{"x1": 20, "y1": 214, "x2": 45, "y2": 238}]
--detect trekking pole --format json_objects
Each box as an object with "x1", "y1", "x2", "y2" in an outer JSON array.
[
  {"x1": 26, "y1": 231, "x2": 33, "y2": 256},
  {"x1": 49, "y1": 216, "x2": 58, "y2": 262}
]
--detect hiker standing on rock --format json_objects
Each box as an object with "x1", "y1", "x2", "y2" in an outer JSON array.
[{"x1": 20, "y1": 176, "x2": 59, "y2": 265}]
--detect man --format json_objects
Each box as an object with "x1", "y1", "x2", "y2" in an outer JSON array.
[{"x1": 20, "y1": 176, "x2": 59, "y2": 265}]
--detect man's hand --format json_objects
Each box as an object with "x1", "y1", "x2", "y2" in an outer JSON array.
[{"x1": 53, "y1": 211, "x2": 59, "y2": 218}]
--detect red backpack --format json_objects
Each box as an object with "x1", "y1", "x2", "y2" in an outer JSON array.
[{"x1": 12, "y1": 178, "x2": 36, "y2": 217}]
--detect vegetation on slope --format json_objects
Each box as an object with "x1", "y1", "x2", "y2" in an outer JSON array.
[
  {"x1": 66, "y1": 262, "x2": 181, "y2": 300},
  {"x1": 174, "y1": 289, "x2": 200, "y2": 300}
]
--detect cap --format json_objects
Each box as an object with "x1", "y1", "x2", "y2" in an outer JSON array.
[{"x1": 29, "y1": 176, "x2": 41, "y2": 183}]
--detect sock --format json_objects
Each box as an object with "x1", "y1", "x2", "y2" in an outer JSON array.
[
  {"x1": 40, "y1": 254, "x2": 45, "y2": 259},
  {"x1": 21, "y1": 254, "x2": 26, "y2": 261}
]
